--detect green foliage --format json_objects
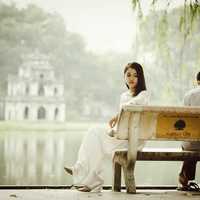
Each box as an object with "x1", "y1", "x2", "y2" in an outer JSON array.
[
  {"x1": 132, "y1": 0, "x2": 143, "y2": 18},
  {"x1": 132, "y1": 0, "x2": 140, "y2": 9},
  {"x1": 132, "y1": 0, "x2": 200, "y2": 38},
  {"x1": 134, "y1": 3, "x2": 200, "y2": 105}
]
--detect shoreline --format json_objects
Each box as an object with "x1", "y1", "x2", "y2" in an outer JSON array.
[{"x1": 0, "y1": 121, "x2": 106, "y2": 132}]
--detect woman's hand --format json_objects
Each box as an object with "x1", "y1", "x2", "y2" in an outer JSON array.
[{"x1": 109, "y1": 115, "x2": 118, "y2": 128}]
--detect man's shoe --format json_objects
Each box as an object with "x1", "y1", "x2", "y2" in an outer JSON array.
[
  {"x1": 177, "y1": 182, "x2": 200, "y2": 192},
  {"x1": 64, "y1": 167, "x2": 73, "y2": 175}
]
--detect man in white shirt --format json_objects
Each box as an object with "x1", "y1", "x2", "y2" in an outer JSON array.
[{"x1": 179, "y1": 72, "x2": 200, "y2": 189}]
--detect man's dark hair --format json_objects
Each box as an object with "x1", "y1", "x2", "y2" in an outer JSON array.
[{"x1": 197, "y1": 72, "x2": 200, "y2": 81}]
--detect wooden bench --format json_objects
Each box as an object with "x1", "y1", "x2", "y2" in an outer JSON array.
[{"x1": 112, "y1": 105, "x2": 200, "y2": 193}]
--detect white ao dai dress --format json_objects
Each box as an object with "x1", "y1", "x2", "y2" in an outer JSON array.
[{"x1": 72, "y1": 90, "x2": 149, "y2": 190}]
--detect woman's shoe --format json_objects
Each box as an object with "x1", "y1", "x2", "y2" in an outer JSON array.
[
  {"x1": 77, "y1": 186, "x2": 91, "y2": 192},
  {"x1": 64, "y1": 167, "x2": 73, "y2": 175},
  {"x1": 68, "y1": 185, "x2": 84, "y2": 190},
  {"x1": 78, "y1": 183, "x2": 102, "y2": 193}
]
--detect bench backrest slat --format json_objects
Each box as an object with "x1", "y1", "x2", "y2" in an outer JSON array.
[{"x1": 116, "y1": 105, "x2": 200, "y2": 141}]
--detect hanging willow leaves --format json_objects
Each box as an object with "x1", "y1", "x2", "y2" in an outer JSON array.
[
  {"x1": 132, "y1": 0, "x2": 143, "y2": 18},
  {"x1": 131, "y1": 0, "x2": 200, "y2": 105},
  {"x1": 131, "y1": 0, "x2": 200, "y2": 38}
]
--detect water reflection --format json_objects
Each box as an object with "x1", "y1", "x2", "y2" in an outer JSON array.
[
  {"x1": 0, "y1": 127, "x2": 199, "y2": 185},
  {"x1": 1, "y1": 130, "x2": 84, "y2": 185}
]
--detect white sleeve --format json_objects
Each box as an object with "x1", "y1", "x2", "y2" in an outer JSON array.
[
  {"x1": 126, "y1": 90, "x2": 149, "y2": 105},
  {"x1": 183, "y1": 92, "x2": 191, "y2": 106},
  {"x1": 119, "y1": 93, "x2": 126, "y2": 110},
  {"x1": 120, "y1": 90, "x2": 149, "y2": 108}
]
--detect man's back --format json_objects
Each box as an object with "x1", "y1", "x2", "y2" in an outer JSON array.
[
  {"x1": 183, "y1": 85, "x2": 200, "y2": 150},
  {"x1": 179, "y1": 72, "x2": 200, "y2": 188},
  {"x1": 184, "y1": 86, "x2": 200, "y2": 106}
]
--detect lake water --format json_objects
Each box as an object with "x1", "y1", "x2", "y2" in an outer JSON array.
[{"x1": 0, "y1": 122, "x2": 199, "y2": 186}]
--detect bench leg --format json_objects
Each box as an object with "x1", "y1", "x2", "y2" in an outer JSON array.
[
  {"x1": 113, "y1": 161, "x2": 122, "y2": 192},
  {"x1": 123, "y1": 162, "x2": 136, "y2": 194}
]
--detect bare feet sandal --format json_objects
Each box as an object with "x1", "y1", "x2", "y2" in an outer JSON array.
[
  {"x1": 179, "y1": 172, "x2": 188, "y2": 187},
  {"x1": 64, "y1": 167, "x2": 73, "y2": 175}
]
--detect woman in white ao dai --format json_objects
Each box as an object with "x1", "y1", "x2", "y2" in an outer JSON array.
[{"x1": 64, "y1": 62, "x2": 149, "y2": 192}]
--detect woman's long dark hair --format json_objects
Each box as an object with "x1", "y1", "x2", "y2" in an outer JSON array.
[{"x1": 124, "y1": 62, "x2": 147, "y2": 96}]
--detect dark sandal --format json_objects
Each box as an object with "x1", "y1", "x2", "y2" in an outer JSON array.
[
  {"x1": 177, "y1": 182, "x2": 200, "y2": 192},
  {"x1": 188, "y1": 182, "x2": 200, "y2": 192},
  {"x1": 177, "y1": 186, "x2": 189, "y2": 191}
]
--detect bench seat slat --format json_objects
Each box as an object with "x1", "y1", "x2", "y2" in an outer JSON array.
[{"x1": 114, "y1": 150, "x2": 200, "y2": 161}]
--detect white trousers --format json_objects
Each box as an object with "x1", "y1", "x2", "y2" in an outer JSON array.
[{"x1": 72, "y1": 125, "x2": 128, "y2": 190}]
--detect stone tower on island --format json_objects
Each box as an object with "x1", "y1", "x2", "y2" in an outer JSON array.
[{"x1": 4, "y1": 52, "x2": 66, "y2": 122}]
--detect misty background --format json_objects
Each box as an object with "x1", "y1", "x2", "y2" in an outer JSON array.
[
  {"x1": 0, "y1": 0, "x2": 199, "y2": 121},
  {"x1": 0, "y1": 0, "x2": 200, "y2": 186}
]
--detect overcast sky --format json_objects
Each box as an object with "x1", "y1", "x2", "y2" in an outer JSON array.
[
  {"x1": 5, "y1": 0, "x2": 185, "y2": 54},
  {"x1": 7, "y1": 0, "x2": 135, "y2": 53}
]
